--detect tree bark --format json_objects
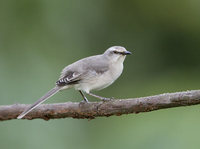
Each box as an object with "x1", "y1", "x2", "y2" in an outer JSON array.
[{"x1": 1, "y1": 90, "x2": 200, "y2": 121}]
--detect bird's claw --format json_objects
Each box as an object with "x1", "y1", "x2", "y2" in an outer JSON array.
[
  {"x1": 80, "y1": 99, "x2": 89, "y2": 104},
  {"x1": 101, "y1": 97, "x2": 114, "y2": 102}
]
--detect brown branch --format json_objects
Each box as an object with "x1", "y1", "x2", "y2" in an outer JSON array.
[{"x1": 1, "y1": 90, "x2": 200, "y2": 121}]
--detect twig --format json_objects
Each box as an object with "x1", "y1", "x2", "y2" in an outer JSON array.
[{"x1": 0, "y1": 90, "x2": 200, "y2": 121}]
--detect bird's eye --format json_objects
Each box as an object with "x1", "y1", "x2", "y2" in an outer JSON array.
[{"x1": 113, "y1": 51, "x2": 119, "y2": 54}]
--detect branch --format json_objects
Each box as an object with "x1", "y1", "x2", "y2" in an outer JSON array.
[{"x1": 1, "y1": 90, "x2": 200, "y2": 121}]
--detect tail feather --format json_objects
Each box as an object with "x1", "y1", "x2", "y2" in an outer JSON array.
[{"x1": 17, "y1": 86, "x2": 61, "y2": 119}]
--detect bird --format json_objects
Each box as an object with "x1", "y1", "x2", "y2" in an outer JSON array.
[{"x1": 17, "y1": 46, "x2": 131, "y2": 119}]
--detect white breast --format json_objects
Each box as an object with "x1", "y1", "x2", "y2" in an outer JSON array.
[{"x1": 75, "y1": 61, "x2": 124, "y2": 93}]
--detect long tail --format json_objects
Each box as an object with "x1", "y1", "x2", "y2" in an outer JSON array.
[{"x1": 17, "y1": 86, "x2": 61, "y2": 119}]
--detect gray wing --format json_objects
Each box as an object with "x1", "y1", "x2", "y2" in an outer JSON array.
[
  {"x1": 56, "y1": 55, "x2": 109, "y2": 86},
  {"x1": 56, "y1": 71, "x2": 82, "y2": 86}
]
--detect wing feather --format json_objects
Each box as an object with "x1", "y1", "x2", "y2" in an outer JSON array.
[
  {"x1": 56, "y1": 71, "x2": 82, "y2": 86},
  {"x1": 56, "y1": 55, "x2": 109, "y2": 86}
]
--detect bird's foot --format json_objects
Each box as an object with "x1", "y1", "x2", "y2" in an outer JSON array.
[
  {"x1": 80, "y1": 97, "x2": 89, "y2": 104},
  {"x1": 101, "y1": 97, "x2": 114, "y2": 102},
  {"x1": 79, "y1": 100, "x2": 89, "y2": 107}
]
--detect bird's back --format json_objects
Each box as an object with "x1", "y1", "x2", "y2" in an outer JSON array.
[{"x1": 60, "y1": 54, "x2": 109, "y2": 79}]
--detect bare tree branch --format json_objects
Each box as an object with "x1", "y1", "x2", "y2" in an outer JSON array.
[{"x1": 0, "y1": 90, "x2": 200, "y2": 121}]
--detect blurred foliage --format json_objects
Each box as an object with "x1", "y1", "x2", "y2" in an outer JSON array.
[{"x1": 0, "y1": 0, "x2": 200, "y2": 149}]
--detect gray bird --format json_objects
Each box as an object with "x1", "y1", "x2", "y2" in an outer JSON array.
[{"x1": 17, "y1": 46, "x2": 131, "y2": 119}]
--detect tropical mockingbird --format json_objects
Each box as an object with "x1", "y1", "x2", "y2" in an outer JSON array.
[{"x1": 17, "y1": 46, "x2": 131, "y2": 119}]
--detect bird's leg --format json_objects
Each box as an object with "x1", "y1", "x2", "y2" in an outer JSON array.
[
  {"x1": 79, "y1": 90, "x2": 89, "y2": 103},
  {"x1": 86, "y1": 92, "x2": 112, "y2": 101}
]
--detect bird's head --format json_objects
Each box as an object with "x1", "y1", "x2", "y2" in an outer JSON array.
[{"x1": 103, "y1": 46, "x2": 131, "y2": 63}]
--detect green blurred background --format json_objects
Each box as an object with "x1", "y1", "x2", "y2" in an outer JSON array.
[{"x1": 1, "y1": 0, "x2": 200, "y2": 149}]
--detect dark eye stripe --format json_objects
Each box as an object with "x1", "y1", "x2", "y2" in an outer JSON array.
[
  {"x1": 113, "y1": 51, "x2": 120, "y2": 54},
  {"x1": 113, "y1": 51, "x2": 123, "y2": 55}
]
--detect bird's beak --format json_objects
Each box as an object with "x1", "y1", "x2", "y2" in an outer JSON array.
[{"x1": 123, "y1": 51, "x2": 132, "y2": 55}]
